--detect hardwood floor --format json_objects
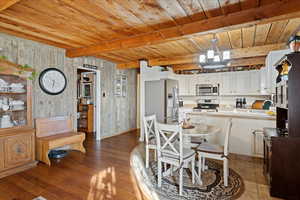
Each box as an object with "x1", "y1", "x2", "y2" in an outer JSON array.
[
  {"x1": 0, "y1": 130, "x2": 281, "y2": 200},
  {"x1": 0, "y1": 131, "x2": 145, "y2": 200}
]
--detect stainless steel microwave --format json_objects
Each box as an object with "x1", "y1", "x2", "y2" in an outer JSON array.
[{"x1": 196, "y1": 84, "x2": 219, "y2": 96}]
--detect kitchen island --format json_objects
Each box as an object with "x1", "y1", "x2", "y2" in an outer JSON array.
[{"x1": 185, "y1": 109, "x2": 276, "y2": 158}]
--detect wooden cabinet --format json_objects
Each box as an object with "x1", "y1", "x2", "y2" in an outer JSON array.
[
  {"x1": 0, "y1": 59, "x2": 36, "y2": 178},
  {"x1": 78, "y1": 104, "x2": 94, "y2": 133},
  {"x1": 4, "y1": 133, "x2": 34, "y2": 169},
  {"x1": 0, "y1": 140, "x2": 4, "y2": 170},
  {"x1": 0, "y1": 129, "x2": 35, "y2": 178}
]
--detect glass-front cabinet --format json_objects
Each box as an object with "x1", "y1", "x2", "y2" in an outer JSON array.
[
  {"x1": 0, "y1": 58, "x2": 35, "y2": 178},
  {"x1": 0, "y1": 74, "x2": 31, "y2": 128}
]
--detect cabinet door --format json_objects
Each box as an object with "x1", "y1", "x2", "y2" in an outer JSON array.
[
  {"x1": 236, "y1": 71, "x2": 251, "y2": 94},
  {"x1": 4, "y1": 133, "x2": 34, "y2": 169},
  {"x1": 178, "y1": 76, "x2": 187, "y2": 96},
  {"x1": 220, "y1": 73, "x2": 230, "y2": 94},
  {"x1": 260, "y1": 67, "x2": 268, "y2": 94},
  {"x1": 250, "y1": 70, "x2": 261, "y2": 94},
  {"x1": 0, "y1": 139, "x2": 4, "y2": 170},
  {"x1": 189, "y1": 76, "x2": 198, "y2": 96},
  {"x1": 229, "y1": 72, "x2": 237, "y2": 94}
]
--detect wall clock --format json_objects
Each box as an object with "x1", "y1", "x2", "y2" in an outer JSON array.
[{"x1": 39, "y1": 68, "x2": 67, "y2": 95}]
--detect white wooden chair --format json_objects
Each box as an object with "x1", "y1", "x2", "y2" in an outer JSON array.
[
  {"x1": 196, "y1": 118, "x2": 233, "y2": 186},
  {"x1": 143, "y1": 115, "x2": 158, "y2": 168},
  {"x1": 156, "y1": 123, "x2": 196, "y2": 196}
]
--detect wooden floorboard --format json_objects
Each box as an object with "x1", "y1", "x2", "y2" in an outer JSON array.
[
  {"x1": 0, "y1": 130, "x2": 281, "y2": 200},
  {"x1": 0, "y1": 131, "x2": 145, "y2": 200}
]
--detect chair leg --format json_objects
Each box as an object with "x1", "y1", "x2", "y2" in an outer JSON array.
[
  {"x1": 192, "y1": 158, "x2": 195, "y2": 184},
  {"x1": 202, "y1": 157, "x2": 206, "y2": 172},
  {"x1": 198, "y1": 154, "x2": 202, "y2": 184},
  {"x1": 146, "y1": 146, "x2": 149, "y2": 168},
  {"x1": 158, "y1": 160, "x2": 162, "y2": 187},
  {"x1": 179, "y1": 167, "x2": 183, "y2": 196},
  {"x1": 224, "y1": 158, "x2": 229, "y2": 187}
]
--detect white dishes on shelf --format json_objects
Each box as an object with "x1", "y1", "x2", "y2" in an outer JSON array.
[
  {"x1": 0, "y1": 79, "x2": 25, "y2": 93},
  {"x1": 10, "y1": 83, "x2": 25, "y2": 93},
  {"x1": 0, "y1": 115, "x2": 13, "y2": 128}
]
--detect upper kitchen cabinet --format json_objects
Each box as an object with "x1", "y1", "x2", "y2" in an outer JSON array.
[
  {"x1": 220, "y1": 72, "x2": 237, "y2": 95},
  {"x1": 177, "y1": 75, "x2": 191, "y2": 96}
]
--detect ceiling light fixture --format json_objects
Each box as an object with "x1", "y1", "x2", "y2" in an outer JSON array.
[{"x1": 199, "y1": 34, "x2": 231, "y2": 67}]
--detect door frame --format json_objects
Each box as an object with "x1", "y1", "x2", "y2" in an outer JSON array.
[{"x1": 77, "y1": 66, "x2": 101, "y2": 141}]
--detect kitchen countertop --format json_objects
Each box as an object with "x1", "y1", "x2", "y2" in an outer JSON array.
[{"x1": 187, "y1": 110, "x2": 276, "y2": 120}]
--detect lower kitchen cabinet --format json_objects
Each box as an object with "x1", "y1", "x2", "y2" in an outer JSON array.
[
  {"x1": 0, "y1": 128, "x2": 36, "y2": 178},
  {"x1": 187, "y1": 114, "x2": 276, "y2": 157}
]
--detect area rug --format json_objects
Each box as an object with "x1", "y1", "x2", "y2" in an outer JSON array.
[{"x1": 147, "y1": 160, "x2": 244, "y2": 200}]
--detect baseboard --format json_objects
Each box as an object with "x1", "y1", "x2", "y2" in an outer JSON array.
[
  {"x1": 0, "y1": 161, "x2": 37, "y2": 179},
  {"x1": 101, "y1": 128, "x2": 138, "y2": 140}
]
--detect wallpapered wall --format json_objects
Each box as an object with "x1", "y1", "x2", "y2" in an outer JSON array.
[{"x1": 0, "y1": 33, "x2": 137, "y2": 138}]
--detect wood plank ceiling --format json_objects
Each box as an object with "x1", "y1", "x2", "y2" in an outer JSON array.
[{"x1": 0, "y1": 0, "x2": 300, "y2": 69}]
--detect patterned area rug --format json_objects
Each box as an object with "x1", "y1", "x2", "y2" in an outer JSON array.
[{"x1": 147, "y1": 160, "x2": 244, "y2": 200}]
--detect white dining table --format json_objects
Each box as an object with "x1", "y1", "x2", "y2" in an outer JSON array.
[{"x1": 182, "y1": 124, "x2": 221, "y2": 148}]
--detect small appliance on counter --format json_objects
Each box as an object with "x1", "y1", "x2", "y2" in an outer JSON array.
[{"x1": 193, "y1": 97, "x2": 219, "y2": 112}]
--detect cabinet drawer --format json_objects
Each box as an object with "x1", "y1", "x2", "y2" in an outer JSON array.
[
  {"x1": 0, "y1": 140, "x2": 4, "y2": 170},
  {"x1": 4, "y1": 133, "x2": 34, "y2": 169}
]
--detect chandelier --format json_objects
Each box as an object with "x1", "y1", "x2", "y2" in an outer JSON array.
[{"x1": 199, "y1": 35, "x2": 231, "y2": 69}]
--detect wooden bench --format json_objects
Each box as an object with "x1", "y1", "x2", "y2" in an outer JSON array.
[{"x1": 35, "y1": 116, "x2": 86, "y2": 166}]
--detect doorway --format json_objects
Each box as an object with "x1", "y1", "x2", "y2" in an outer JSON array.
[{"x1": 76, "y1": 67, "x2": 101, "y2": 140}]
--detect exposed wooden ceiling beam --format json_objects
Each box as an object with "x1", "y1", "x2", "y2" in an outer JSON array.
[
  {"x1": 66, "y1": 0, "x2": 300, "y2": 58},
  {"x1": 172, "y1": 64, "x2": 201, "y2": 71},
  {"x1": 172, "y1": 57, "x2": 266, "y2": 72},
  {"x1": 0, "y1": 0, "x2": 21, "y2": 12},
  {"x1": 148, "y1": 43, "x2": 285, "y2": 66},
  {"x1": 117, "y1": 61, "x2": 140, "y2": 69},
  {"x1": 228, "y1": 56, "x2": 266, "y2": 67}
]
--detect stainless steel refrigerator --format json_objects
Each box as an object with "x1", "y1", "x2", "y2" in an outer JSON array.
[{"x1": 145, "y1": 79, "x2": 179, "y2": 123}]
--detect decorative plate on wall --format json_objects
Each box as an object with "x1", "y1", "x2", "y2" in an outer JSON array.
[{"x1": 39, "y1": 68, "x2": 67, "y2": 95}]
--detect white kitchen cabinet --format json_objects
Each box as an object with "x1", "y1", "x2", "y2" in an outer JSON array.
[
  {"x1": 187, "y1": 114, "x2": 276, "y2": 157},
  {"x1": 177, "y1": 75, "x2": 190, "y2": 96},
  {"x1": 236, "y1": 71, "x2": 250, "y2": 94},
  {"x1": 220, "y1": 72, "x2": 237, "y2": 94},
  {"x1": 260, "y1": 66, "x2": 268, "y2": 94},
  {"x1": 249, "y1": 70, "x2": 261, "y2": 94},
  {"x1": 189, "y1": 75, "x2": 198, "y2": 96}
]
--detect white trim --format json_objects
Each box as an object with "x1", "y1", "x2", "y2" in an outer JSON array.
[{"x1": 77, "y1": 66, "x2": 102, "y2": 141}]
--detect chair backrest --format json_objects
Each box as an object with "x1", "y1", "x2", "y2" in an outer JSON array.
[
  {"x1": 156, "y1": 123, "x2": 183, "y2": 162},
  {"x1": 143, "y1": 115, "x2": 157, "y2": 145},
  {"x1": 223, "y1": 118, "x2": 233, "y2": 156},
  {"x1": 35, "y1": 116, "x2": 73, "y2": 138}
]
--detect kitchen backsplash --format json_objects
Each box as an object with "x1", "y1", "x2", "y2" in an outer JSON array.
[{"x1": 181, "y1": 95, "x2": 271, "y2": 107}]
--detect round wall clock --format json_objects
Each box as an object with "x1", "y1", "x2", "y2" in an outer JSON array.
[{"x1": 39, "y1": 68, "x2": 67, "y2": 95}]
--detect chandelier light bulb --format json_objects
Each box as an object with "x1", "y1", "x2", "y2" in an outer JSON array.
[
  {"x1": 199, "y1": 54, "x2": 206, "y2": 63},
  {"x1": 213, "y1": 55, "x2": 220, "y2": 62},
  {"x1": 223, "y1": 51, "x2": 230, "y2": 60},
  {"x1": 207, "y1": 50, "x2": 214, "y2": 59}
]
